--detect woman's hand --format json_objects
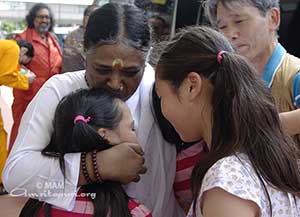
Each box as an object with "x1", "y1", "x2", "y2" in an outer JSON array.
[{"x1": 79, "y1": 142, "x2": 146, "y2": 185}]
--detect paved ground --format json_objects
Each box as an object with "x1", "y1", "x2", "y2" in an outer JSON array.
[{"x1": 0, "y1": 195, "x2": 27, "y2": 216}]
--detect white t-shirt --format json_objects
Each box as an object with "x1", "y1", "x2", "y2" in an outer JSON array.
[
  {"x1": 187, "y1": 154, "x2": 300, "y2": 217},
  {"x1": 3, "y1": 64, "x2": 185, "y2": 217}
]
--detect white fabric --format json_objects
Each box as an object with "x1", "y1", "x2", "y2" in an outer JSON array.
[
  {"x1": 187, "y1": 154, "x2": 300, "y2": 217},
  {"x1": 3, "y1": 64, "x2": 185, "y2": 217}
]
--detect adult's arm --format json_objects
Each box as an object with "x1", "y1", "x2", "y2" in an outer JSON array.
[
  {"x1": 279, "y1": 109, "x2": 300, "y2": 136},
  {"x1": 3, "y1": 76, "x2": 81, "y2": 210}
]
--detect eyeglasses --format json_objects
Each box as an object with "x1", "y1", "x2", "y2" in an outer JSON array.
[{"x1": 35, "y1": 15, "x2": 50, "y2": 20}]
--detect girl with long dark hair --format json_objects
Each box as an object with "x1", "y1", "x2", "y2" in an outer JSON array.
[{"x1": 155, "y1": 26, "x2": 300, "y2": 216}]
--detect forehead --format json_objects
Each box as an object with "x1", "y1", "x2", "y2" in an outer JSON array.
[
  {"x1": 36, "y1": 8, "x2": 50, "y2": 15},
  {"x1": 216, "y1": 2, "x2": 261, "y2": 21},
  {"x1": 87, "y1": 43, "x2": 146, "y2": 67},
  {"x1": 118, "y1": 101, "x2": 133, "y2": 121},
  {"x1": 20, "y1": 46, "x2": 28, "y2": 53}
]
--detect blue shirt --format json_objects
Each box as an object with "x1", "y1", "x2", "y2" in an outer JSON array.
[{"x1": 262, "y1": 43, "x2": 300, "y2": 108}]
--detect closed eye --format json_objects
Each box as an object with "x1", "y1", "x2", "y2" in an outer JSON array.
[
  {"x1": 122, "y1": 69, "x2": 140, "y2": 77},
  {"x1": 96, "y1": 68, "x2": 111, "y2": 75}
]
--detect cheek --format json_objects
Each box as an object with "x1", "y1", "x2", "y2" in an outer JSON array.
[
  {"x1": 160, "y1": 100, "x2": 169, "y2": 118},
  {"x1": 118, "y1": 130, "x2": 138, "y2": 144},
  {"x1": 23, "y1": 57, "x2": 31, "y2": 64},
  {"x1": 123, "y1": 76, "x2": 141, "y2": 91},
  {"x1": 33, "y1": 19, "x2": 39, "y2": 27},
  {"x1": 161, "y1": 100, "x2": 177, "y2": 124},
  {"x1": 86, "y1": 71, "x2": 106, "y2": 87},
  {"x1": 220, "y1": 28, "x2": 230, "y2": 38},
  {"x1": 128, "y1": 132, "x2": 138, "y2": 143}
]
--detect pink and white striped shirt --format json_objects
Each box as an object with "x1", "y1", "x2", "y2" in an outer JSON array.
[
  {"x1": 38, "y1": 190, "x2": 152, "y2": 217},
  {"x1": 174, "y1": 141, "x2": 206, "y2": 213}
]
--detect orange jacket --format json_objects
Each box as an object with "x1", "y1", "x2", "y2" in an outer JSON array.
[
  {"x1": 14, "y1": 28, "x2": 62, "y2": 103},
  {"x1": 9, "y1": 28, "x2": 62, "y2": 150}
]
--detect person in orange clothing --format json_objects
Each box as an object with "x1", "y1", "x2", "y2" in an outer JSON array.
[
  {"x1": 0, "y1": 39, "x2": 36, "y2": 194},
  {"x1": 9, "y1": 3, "x2": 62, "y2": 151}
]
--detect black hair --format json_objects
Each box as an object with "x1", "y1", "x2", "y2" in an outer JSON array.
[
  {"x1": 20, "y1": 88, "x2": 132, "y2": 217},
  {"x1": 25, "y1": 3, "x2": 54, "y2": 32},
  {"x1": 16, "y1": 39, "x2": 34, "y2": 58},
  {"x1": 285, "y1": 1, "x2": 300, "y2": 58},
  {"x1": 84, "y1": 3, "x2": 150, "y2": 53},
  {"x1": 156, "y1": 26, "x2": 300, "y2": 216}
]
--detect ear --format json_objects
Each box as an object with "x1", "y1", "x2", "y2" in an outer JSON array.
[
  {"x1": 185, "y1": 72, "x2": 202, "y2": 101},
  {"x1": 19, "y1": 47, "x2": 28, "y2": 56},
  {"x1": 97, "y1": 128, "x2": 107, "y2": 139},
  {"x1": 268, "y1": 7, "x2": 280, "y2": 31}
]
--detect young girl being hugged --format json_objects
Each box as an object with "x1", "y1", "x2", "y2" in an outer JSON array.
[
  {"x1": 155, "y1": 26, "x2": 300, "y2": 216},
  {"x1": 20, "y1": 88, "x2": 152, "y2": 217}
]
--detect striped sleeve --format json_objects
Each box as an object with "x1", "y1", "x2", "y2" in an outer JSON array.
[
  {"x1": 292, "y1": 71, "x2": 300, "y2": 108},
  {"x1": 174, "y1": 140, "x2": 206, "y2": 211},
  {"x1": 128, "y1": 199, "x2": 152, "y2": 217}
]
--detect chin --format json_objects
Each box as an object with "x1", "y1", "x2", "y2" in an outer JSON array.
[{"x1": 178, "y1": 132, "x2": 192, "y2": 143}]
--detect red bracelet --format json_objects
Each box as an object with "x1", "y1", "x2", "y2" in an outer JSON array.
[
  {"x1": 81, "y1": 152, "x2": 92, "y2": 184},
  {"x1": 92, "y1": 150, "x2": 103, "y2": 183}
]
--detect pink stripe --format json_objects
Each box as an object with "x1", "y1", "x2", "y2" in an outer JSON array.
[
  {"x1": 49, "y1": 198, "x2": 152, "y2": 217},
  {"x1": 176, "y1": 141, "x2": 205, "y2": 161},
  {"x1": 174, "y1": 166, "x2": 194, "y2": 183},
  {"x1": 128, "y1": 199, "x2": 139, "y2": 210},
  {"x1": 52, "y1": 200, "x2": 94, "y2": 214},
  {"x1": 130, "y1": 203, "x2": 152, "y2": 217},
  {"x1": 176, "y1": 154, "x2": 202, "y2": 171},
  {"x1": 50, "y1": 208, "x2": 92, "y2": 217}
]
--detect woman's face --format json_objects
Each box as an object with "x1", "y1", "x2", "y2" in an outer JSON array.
[
  {"x1": 85, "y1": 43, "x2": 146, "y2": 100},
  {"x1": 99, "y1": 101, "x2": 138, "y2": 145}
]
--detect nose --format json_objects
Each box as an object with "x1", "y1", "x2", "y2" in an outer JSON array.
[
  {"x1": 106, "y1": 73, "x2": 123, "y2": 91},
  {"x1": 228, "y1": 27, "x2": 239, "y2": 41}
]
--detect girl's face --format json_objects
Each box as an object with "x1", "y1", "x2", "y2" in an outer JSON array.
[
  {"x1": 98, "y1": 101, "x2": 138, "y2": 145},
  {"x1": 155, "y1": 71, "x2": 212, "y2": 143},
  {"x1": 155, "y1": 72, "x2": 212, "y2": 143}
]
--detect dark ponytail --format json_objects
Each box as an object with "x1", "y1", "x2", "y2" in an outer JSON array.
[{"x1": 83, "y1": 183, "x2": 131, "y2": 217}]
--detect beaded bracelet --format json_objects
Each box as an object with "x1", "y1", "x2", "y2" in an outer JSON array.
[
  {"x1": 92, "y1": 150, "x2": 103, "y2": 183},
  {"x1": 81, "y1": 152, "x2": 93, "y2": 184}
]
